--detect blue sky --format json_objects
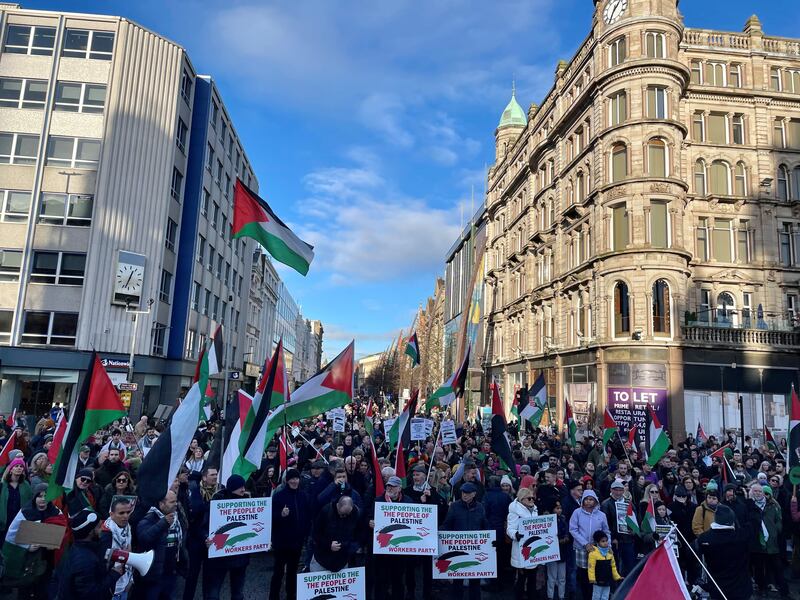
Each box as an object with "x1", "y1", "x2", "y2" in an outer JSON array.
[{"x1": 26, "y1": 0, "x2": 800, "y2": 360}]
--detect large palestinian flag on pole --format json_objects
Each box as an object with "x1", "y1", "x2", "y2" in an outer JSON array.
[
  {"x1": 490, "y1": 383, "x2": 516, "y2": 473},
  {"x1": 790, "y1": 384, "x2": 800, "y2": 473},
  {"x1": 47, "y1": 353, "x2": 125, "y2": 501},
  {"x1": 603, "y1": 407, "x2": 618, "y2": 447},
  {"x1": 264, "y1": 341, "x2": 355, "y2": 442},
  {"x1": 646, "y1": 404, "x2": 670, "y2": 467},
  {"x1": 365, "y1": 399, "x2": 384, "y2": 497},
  {"x1": 404, "y1": 332, "x2": 420, "y2": 367},
  {"x1": 390, "y1": 390, "x2": 419, "y2": 485},
  {"x1": 613, "y1": 535, "x2": 690, "y2": 599},
  {"x1": 196, "y1": 324, "x2": 223, "y2": 420},
  {"x1": 220, "y1": 390, "x2": 254, "y2": 484},
  {"x1": 564, "y1": 401, "x2": 577, "y2": 447},
  {"x1": 232, "y1": 179, "x2": 315, "y2": 276},
  {"x1": 520, "y1": 373, "x2": 546, "y2": 426},
  {"x1": 426, "y1": 345, "x2": 470, "y2": 410}
]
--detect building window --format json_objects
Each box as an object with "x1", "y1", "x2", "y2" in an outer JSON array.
[
  {"x1": 0, "y1": 133, "x2": 39, "y2": 165},
  {"x1": 716, "y1": 292, "x2": 736, "y2": 326},
  {"x1": 38, "y1": 193, "x2": 93, "y2": 226},
  {"x1": 729, "y1": 63, "x2": 742, "y2": 88},
  {"x1": 611, "y1": 142, "x2": 627, "y2": 182},
  {"x1": 201, "y1": 188, "x2": 210, "y2": 216},
  {"x1": 732, "y1": 114, "x2": 745, "y2": 145},
  {"x1": 151, "y1": 323, "x2": 166, "y2": 356},
  {"x1": 609, "y1": 36, "x2": 626, "y2": 67},
  {"x1": 0, "y1": 310, "x2": 11, "y2": 345},
  {"x1": 793, "y1": 167, "x2": 800, "y2": 200},
  {"x1": 211, "y1": 101, "x2": 219, "y2": 129},
  {"x1": 170, "y1": 167, "x2": 183, "y2": 201},
  {"x1": 0, "y1": 250, "x2": 22, "y2": 281},
  {"x1": 1, "y1": 190, "x2": 31, "y2": 223},
  {"x1": 54, "y1": 82, "x2": 106, "y2": 113},
  {"x1": 211, "y1": 202, "x2": 219, "y2": 229},
  {"x1": 212, "y1": 295, "x2": 220, "y2": 320},
  {"x1": 652, "y1": 279, "x2": 671, "y2": 335},
  {"x1": 220, "y1": 121, "x2": 227, "y2": 144},
  {"x1": 788, "y1": 294, "x2": 798, "y2": 327},
  {"x1": 705, "y1": 62, "x2": 726, "y2": 86},
  {"x1": 216, "y1": 254, "x2": 224, "y2": 278},
  {"x1": 777, "y1": 165, "x2": 789, "y2": 201},
  {"x1": 647, "y1": 138, "x2": 667, "y2": 177},
  {"x1": 159, "y1": 269, "x2": 172, "y2": 303},
  {"x1": 788, "y1": 119, "x2": 800, "y2": 149},
  {"x1": 650, "y1": 200, "x2": 669, "y2": 248},
  {"x1": 180, "y1": 69, "x2": 193, "y2": 105},
  {"x1": 771, "y1": 67, "x2": 783, "y2": 92},
  {"x1": 30, "y1": 251, "x2": 86, "y2": 285},
  {"x1": 712, "y1": 218, "x2": 733, "y2": 263},
  {"x1": 0, "y1": 78, "x2": 47, "y2": 109},
  {"x1": 216, "y1": 160, "x2": 223, "y2": 184},
  {"x1": 612, "y1": 204, "x2": 628, "y2": 250},
  {"x1": 202, "y1": 290, "x2": 210, "y2": 316},
  {"x1": 742, "y1": 292, "x2": 752, "y2": 327},
  {"x1": 197, "y1": 235, "x2": 205, "y2": 263},
  {"x1": 165, "y1": 218, "x2": 178, "y2": 252},
  {"x1": 774, "y1": 119, "x2": 786, "y2": 148},
  {"x1": 576, "y1": 171, "x2": 585, "y2": 201},
  {"x1": 62, "y1": 29, "x2": 114, "y2": 60},
  {"x1": 709, "y1": 160, "x2": 731, "y2": 195},
  {"x1": 207, "y1": 244, "x2": 215, "y2": 271},
  {"x1": 609, "y1": 91, "x2": 627, "y2": 126},
  {"x1": 3, "y1": 25, "x2": 56, "y2": 56},
  {"x1": 690, "y1": 59, "x2": 703, "y2": 84},
  {"x1": 707, "y1": 113, "x2": 727, "y2": 144},
  {"x1": 646, "y1": 86, "x2": 667, "y2": 119},
  {"x1": 786, "y1": 70, "x2": 800, "y2": 93},
  {"x1": 613, "y1": 281, "x2": 630, "y2": 336},
  {"x1": 779, "y1": 223, "x2": 800, "y2": 266},
  {"x1": 225, "y1": 174, "x2": 232, "y2": 198},
  {"x1": 644, "y1": 31, "x2": 666, "y2": 58},
  {"x1": 206, "y1": 143, "x2": 215, "y2": 171},
  {"x1": 185, "y1": 329, "x2": 196, "y2": 359},
  {"x1": 191, "y1": 282, "x2": 200, "y2": 311},
  {"x1": 737, "y1": 220, "x2": 751, "y2": 262},
  {"x1": 692, "y1": 112, "x2": 705, "y2": 142},
  {"x1": 45, "y1": 137, "x2": 100, "y2": 169},
  {"x1": 699, "y1": 289, "x2": 711, "y2": 323},
  {"x1": 694, "y1": 160, "x2": 707, "y2": 195},
  {"x1": 22, "y1": 311, "x2": 78, "y2": 346},
  {"x1": 734, "y1": 162, "x2": 747, "y2": 196},
  {"x1": 176, "y1": 118, "x2": 188, "y2": 153},
  {"x1": 696, "y1": 217, "x2": 709, "y2": 261}
]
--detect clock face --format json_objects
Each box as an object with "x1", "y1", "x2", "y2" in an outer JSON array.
[
  {"x1": 603, "y1": 0, "x2": 628, "y2": 24},
  {"x1": 115, "y1": 263, "x2": 144, "y2": 295}
]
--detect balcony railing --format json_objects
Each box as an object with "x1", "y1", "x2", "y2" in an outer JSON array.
[{"x1": 682, "y1": 325, "x2": 800, "y2": 347}]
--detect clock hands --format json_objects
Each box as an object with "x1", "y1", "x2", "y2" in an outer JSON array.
[{"x1": 124, "y1": 270, "x2": 134, "y2": 289}]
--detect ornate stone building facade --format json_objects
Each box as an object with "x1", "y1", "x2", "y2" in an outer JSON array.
[{"x1": 484, "y1": 0, "x2": 800, "y2": 441}]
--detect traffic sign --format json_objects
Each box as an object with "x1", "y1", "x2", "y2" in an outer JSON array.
[{"x1": 118, "y1": 382, "x2": 138, "y2": 391}]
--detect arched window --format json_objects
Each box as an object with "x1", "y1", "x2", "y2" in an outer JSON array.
[
  {"x1": 734, "y1": 162, "x2": 747, "y2": 196},
  {"x1": 567, "y1": 183, "x2": 574, "y2": 207},
  {"x1": 709, "y1": 160, "x2": 731, "y2": 195},
  {"x1": 576, "y1": 171, "x2": 585, "y2": 201},
  {"x1": 777, "y1": 165, "x2": 790, "y2": 200},
  {"x1": 614, "y1": 281, "x2": 630, "y2": 336},
  {"x1": 611, "y1": 143, "x2": 627, "y2": 182},
  {"x1": 793, "y1": 167, "x2": 800, "y2": 200},
  {"x1": 647, "y1": 138, "x2": 667, "y2": 177},
  {"x1": 652, "y1": 279, "x2": 671, "y2": 334},
  {"x1": 716, "y1": 292, "x2": 736, "y2": 327},
  {"x1": 694, "y1": 159, "x2": 707, "y2": 195},
  {"x1": 645, "y1": 31, "x2": 666, "y2": 58}
]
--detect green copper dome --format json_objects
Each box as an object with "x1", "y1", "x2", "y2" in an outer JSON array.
[{"x1": 498, "y1": 87, "x2": 527, "y2": 129}]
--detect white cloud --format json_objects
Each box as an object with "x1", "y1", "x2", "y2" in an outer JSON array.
[{"x1": 359, "y1": 93, "x2": 414, "y2": 148}]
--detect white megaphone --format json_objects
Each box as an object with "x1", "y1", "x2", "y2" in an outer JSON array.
[{"x1": 105, "y1": 548, "x2": 154, "y2": 576}]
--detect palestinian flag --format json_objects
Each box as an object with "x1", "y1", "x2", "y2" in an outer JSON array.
[
  {"x1": 521, "y1": 373, "x2": 547, "y2": 427},
  {"x1": 641, "y1": 497, "x2": 656, "y2": 535},
  {"x1": 426, "y1": 345, "x2": 470, "y2": 410},
  {"x1": 765, "y1": 426, "x2": 778, "y2": 452},
  {"x1": 365, "y1": 399, "x2": 384, "y2": 497},
  {"x1": 196, "y1": 325, "x2": 223, "y2": 421},
  {"x1": 435, "y1": 551, "x2": 482, "y2": 574},
  {"x1": 390, "y1": 390, "x2": 419, "y2": 485},
  {"x1": 646, "y1": 404, "x2": 669, "y2": 467},
  {"x1": 47, "y1": 353, "x2": 125, "y2": 501},
  {"x1": 235, "y1": 340, "x2": 288, "y2": 480},
  {"x1": 564, "y1": 401, "x2": 577, "y2": 447},
  {"x1": 790, "y1": 384, "x2": 800, "y2": 471},
  {"x1": 603, "y1": 407, "x2": 618, "y2": 447},
  {"x1": 625, "y1": 501, "x2": 641, "y2": 536},
  {"x1": 376, "y1": 523, "x2": 423, "y2": 548},
  {"x1": 136, "y1": 352, "x2": 206, "y2": 507},
  {"x1": 627, "y1": 425, "x2": 638, "y2": 448},
  {"x1": 613, "y1": 535, "x2": 689, "y2": 599},
  {"x1": 696, "y1": 421, "x2": 708, "y2": 444},
  {"x1": 510, "y1": 388, "x2": 521, "y2": 419},
  {"x1": 264, "y1": 342, "x2": 355, "y2": 444},
  {"x1": 490, "y1": 383, "x2": 516, "y2": 472},
  {"x1": 404, "y1": 332, "x2": 420, "y2": 367},
  {"x1": 219, "y1": 390, "x2": 253, "y2": 484},
  {"x1": 47, "y1": 410, "x2": 66, "y2": 465},
  {"x1": 520, "y1": 534, "x2": 550, "y2": 561},
  {"x1": 210, "y1": 521, "x2": 258, "y2": 551},
  {"x1": 0, "y1": 432, "x2": 15, "y2": 468},
  {"x1": 232, "y1": 179, "x2": 314, "y2": 276},
  {"x1": 7, "y1": 408, "x2": 16, "y2": 429}
]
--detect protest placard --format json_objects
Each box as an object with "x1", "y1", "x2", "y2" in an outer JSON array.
[
  {"x1": 384, "y1": 418, "x2": 396, "y2": 437},
  {"x1": 410, "y1": 418, "x2": 427, "y2": 441},
  {"x1": 332, "y1": 412, "x2": 346, "y2": 432},
  {"x1": 297, "y1": 567, "x2": 365, "y2": 600},
  {"x1": 432, "y1": 530, "x2": 497, "y2": 579},
  {"x1": 512, "y1": 514, "x2": 560, "y2": 566},
  {"x1": 440, "y1": 420, "x2": 458, "y2": 445},
  {"x1": 423, "y1": 418, "x2": 434, "y2": 438},
  {"x1": 373, "y1": 502, "x2": 438, "y2": 555},
  {"x1": 208, "y1": 497, "x2": 271, "y2": 558},
  {"x1": 615, "y1": 500, "x2": 629, "y2": 534}
]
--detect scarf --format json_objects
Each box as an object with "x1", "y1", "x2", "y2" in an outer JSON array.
[
  {"x1": 598, "y1": 546, "x2": 610, "y2": 557},
  {"x1": 104, "y1": 517, "x2": 133, "y2": 592},
  {"x1": 147, "y1": 506, "x2": 183, "y2": 550},
  {"x1": 200, "y1": 483, "x2": 217, "y2": 503},
  {"x1": 754, "y1": 496, "x2": 766, "y2": 510}
]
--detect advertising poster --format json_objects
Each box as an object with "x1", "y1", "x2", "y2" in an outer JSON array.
[
  {"x1": 607, "y1": 388, "x2": 668, "y2": 447},
  {"x1": 432, "y1": 530, "x2": 497, "y2": 579},
  {"x1": 373, "y1": 502, "x2": 438, "y2": 555},
  {"x1": 208, "y1": 497, "x2": 271, "y2": 558},
  {"x1": 512, "y1": 514, "x2": 560, "y2": 566},
  {"x1": 297, "y1": 567, "x2": 365, "y2": 600}
]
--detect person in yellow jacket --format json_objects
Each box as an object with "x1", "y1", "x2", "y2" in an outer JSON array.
[{"x1": 587, "y1": 530, "x2": 622, "y2": 600}]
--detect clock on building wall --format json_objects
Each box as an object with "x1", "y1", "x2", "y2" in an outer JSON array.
[
  {"x1": 113, "y1": 250, "x2": 146, "y2": 306},
  {"x1": 603, "y1": 0, "x2": 628, "y2": 24}
]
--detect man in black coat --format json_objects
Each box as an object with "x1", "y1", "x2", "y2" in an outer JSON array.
[
  {"x1": 55, "y1": 508, "x2": 123, "y2": 599},
  {"x1": 311, "y1": 494, "x2": 360, "y2": 572},
  {"x1": 183, "y1": 466, "x2": 219, "y2": 600},
  {"x1": 367, "y1": 476, "x2": 412, "y2": 600},
  {"x1": 697, "y1": 504, "x2": 753, "y2": 600},
  {"x1": 269, "y1": 468, "x2": 311, "y2": 600},
  {"x1": 442, "y1": 482, "x2": 489, "y2": 599},
  {"x1": 135, "y1": 489, "x2": 183, "y2": 599}
]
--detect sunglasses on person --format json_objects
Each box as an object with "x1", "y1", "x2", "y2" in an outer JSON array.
[
  {"x1": 649, "y1": 490, "x2": 660, "y2": 494},
  {"x1": 78, "y1": 476, "x2": 92, "y2": 483},
  {"x1": 115, "y1": 477, "x2": 129, "y2": 483}
]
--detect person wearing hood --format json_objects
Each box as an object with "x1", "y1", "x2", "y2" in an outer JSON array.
[
  {"x1": 721, "y1": 483, "x2": 748, "y2": 527},
  {"x1": 697, "y1": 504, "x2": 752, "y2": 600},
  {"x1": 669, "y1": 485, "x2": 699, "y2": 585},
  {"x1": 746, "y1": 482, "x2": 787, "y2": 597},
  {"x1": 203, "y1": 474, "x2": 252, "y2": 600},
  {"x1": 1, "y1": 482, "x2": 65, "y2": 596},
  {"x1": 269, "y1": 468, "x2": 311, "y2": 600},
  {"x1": 568, "y1": 489, "x2": 610, "y2": 600},
  {"x1": 507, "y1": 487, "x2": 539, "y2": 600}
]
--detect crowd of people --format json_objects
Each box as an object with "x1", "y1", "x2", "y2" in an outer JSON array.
[{"x1": 0, "y1": 402, "x2": 796, "y2": 600}]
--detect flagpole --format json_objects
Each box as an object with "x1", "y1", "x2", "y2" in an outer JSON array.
[
  {"x1": 616, "y1": 429, "x2": 632, "y2": 464},
  {"x1": 669, "y1": 524, "x2": 729, "y2": 600},
  {"x1": 296, "y1": 430, "x2": 328, "y2": 465},
  {"x1": 219, "y1": 304, "x2": 231, "y2": 477},
  {"x1": 425, "y1": 427, "x2": 442, "y2": 489}
]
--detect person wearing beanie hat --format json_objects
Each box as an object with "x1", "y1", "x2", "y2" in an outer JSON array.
[
  {"x1": 747, "y1": 480, "x2": 787, "y2": 595},
  {"x1": 270, "y1": 464, "x2": 312, "y2": 600},
  {"x1": 482, "y1": 476, "x2": 513, "y2": 592},
  {"x1": 0, "y1": 455, "x2": 32, "y2": 541},
  {"x1": 697, "y1": 501, "x2": 754, "y2": 600},
  {"x1": 65, "y1": 467, "x2": 102, "y2": 517},
  {"x1": 692, "y1": 486, "x2": 719, "y2": 537},
  {"x1": 501, "y1": 474, "x2": 514, "y2": 493}
]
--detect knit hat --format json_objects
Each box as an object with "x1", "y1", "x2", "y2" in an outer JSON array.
[
  {"x1": 762, "y1": 485, "x2": 773, "y2": 496},
  {"x1": 610, "y1": 479, "x2": 625, "y2": 490},
  {"x1": 501, "y1": 475, "x2": 513, "y2": 488},
  {"x1": 705, "y1": 480, "x2": 718, "y2": 492},
  {"x1": 32, "y1": 482, "x2": 48, "y2": 498},
  {"x1": 8, "y1": 458, "x2": 26, "y2": 471},
  {"x1": 756, "y1": 472, "x2": 768, "y2": 482},
  {"x1": 69, "y1": 508, "x2": 98, "y2": 538},
  {"x1": 519, "y1": 464, "x2": 531, "y2": 474},
  {"x1": 311, "y1": 459, "x2": 326, "y2": 469},
  {"x1": 80, "y1": 445, "x2": 91, "y2": 453},
  {"x1": 714, "y1": 504, "x2": 735, "y2": 527},
  {"x1": 225, "y1": 474, "x2": 246, "y2": 492},
  {"x1": 461, "y1": 482, "x2": 478, "y2": 494},
  {"x1": 519, "y1": 475, "x2": 537, "y2": 490},
  {"x1": 8, "y1": 449, "x2": 23, "y2": 461},
  {"x1": 77, "y1": 468, "x2": 94, "y2": 480},
  {"x1": 674, "y1": 485, "x2": 688, "y2": 497},
  {"x1": 285, "y1": 468, "x2": 301, "y2": 482}
]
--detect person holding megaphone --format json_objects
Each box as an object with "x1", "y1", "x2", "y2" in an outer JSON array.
[{"x1": 100, "y1": 497, "x2": 136, "y2": 600}]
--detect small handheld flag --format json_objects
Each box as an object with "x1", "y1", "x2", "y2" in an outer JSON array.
[
  {"x1": 404, "y1": 332, "x2": 420, "y2": 367},
  {"x1": 602, "y1": 408, "x2": 617, "y2": 446}
]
